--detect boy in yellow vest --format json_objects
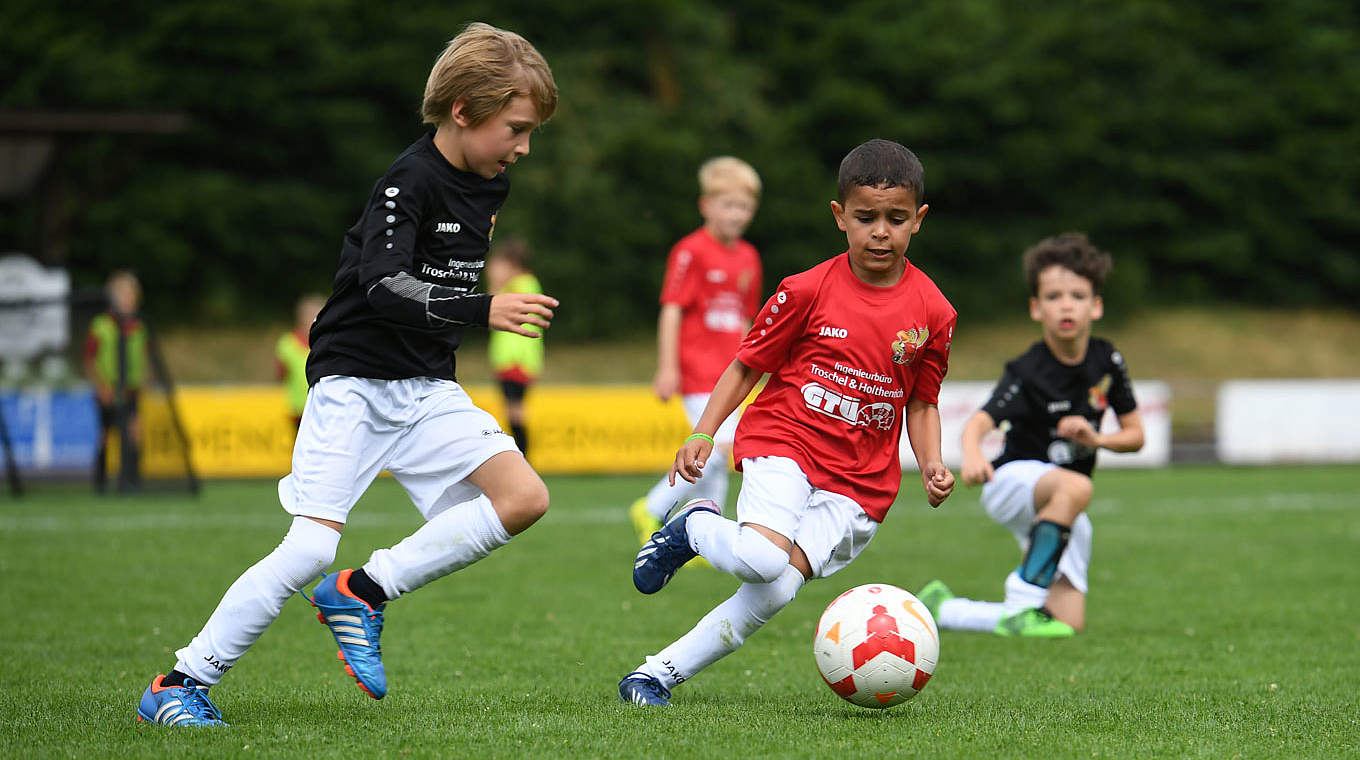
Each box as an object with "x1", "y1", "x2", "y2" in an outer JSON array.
[
  {"x1": 485, "y1": 236, "x2": 544, "y2": 457},
  {"x1": 83, "y1": 270, "x2": 148, "y2": 492},
  {"x1": 276, "y1": 294, "x2": 326, "y2": 428}
]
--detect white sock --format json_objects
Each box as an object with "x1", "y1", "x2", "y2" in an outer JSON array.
[
  {"x1": 938, "y1": 598, "x2": 1006, "y2": 632},
  {"x1": 686, "y1": 511, "x2": 788, "y2": 584},
  {"x1": 362, "y1": 496, "x2": 511, "y2": 601},
  {"x1": 643, "y1": 474, "x2": 699, "y2": 521},
  {"x1": 637, "y1": 566, "x2": 804, "y2": 689},
  {"x1": 1002, "y1": 569, "x2": 1049, "y2": 615},
  {"x1": 176, "y1": 517, "x2": 339, "y2": 685},
  {"x1": 692, "y1": 464, "x2": 729, "y2": 511}
]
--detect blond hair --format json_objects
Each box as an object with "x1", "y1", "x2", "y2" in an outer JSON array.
[
  {"x1": 422, "y1": 22, "x2": 558, "y2": 127},
  {"x1": 698, "y1": 156, "x2": 761, "y2": 201}
]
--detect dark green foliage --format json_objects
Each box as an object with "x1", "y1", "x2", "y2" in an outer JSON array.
[{"x1": 2, "y1": 1, "x2": 1356, "y2": 333}]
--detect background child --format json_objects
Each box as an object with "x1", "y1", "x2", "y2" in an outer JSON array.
[
  {"x1": 919, "y1": 232, "x2": 1144, "y2": 637},
  {"x1": 84, "y1": 270, "x2": 147, "y2": 493},
  {"x1": 276, "y1": 293, "x2": 326, "y2": 429},
  {"x1": 619, "y1": 139, "x2": 956, "y2": 706},
  {"x1": 629, "y1": 156, "x2": 763, "y2": 545},
  {"x1": 485, "y1": 236, "x2": 543, "y2": 457},
  {"x1": 137, "y1": 22, "x2": 558, "y2": 726}
]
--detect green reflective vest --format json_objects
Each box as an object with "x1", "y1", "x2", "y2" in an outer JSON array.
[
  {"x1": 89, "y1": 312, "x2": 148, "y2": 390},
  {"x1": 276, "y1": 330, "x2": 310, "y2": 415},
  {"x1": 488, "y1": 273, "x2": 545, "y2": 379}
]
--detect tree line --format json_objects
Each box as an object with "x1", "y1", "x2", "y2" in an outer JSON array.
[{"x1": 2, "y1": 0, "x2": 1356, "y2": 336}]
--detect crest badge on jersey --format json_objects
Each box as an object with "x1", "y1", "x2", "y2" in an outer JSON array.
[
  {"x1": 892, "y1": 327, "x2": 929, "y2": 365},
  {"x1": 1089, "y1": 374, "x2": 1112, "y2": 411}
]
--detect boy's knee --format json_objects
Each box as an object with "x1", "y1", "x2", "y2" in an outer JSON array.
[
  {"x1": 733, "y1": 529, "x2": 790, "y2": 584},
  {"x1": 1063, "y1": 475, "x2": 1094, "y2": 507},
  {"x1": 493, "y1": 480, "x2": 549, "y2": 534}
]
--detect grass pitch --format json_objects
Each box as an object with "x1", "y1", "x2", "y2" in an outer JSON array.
[{"x1": 3, "y1": 466, "x2": 1357, "y2": 758}]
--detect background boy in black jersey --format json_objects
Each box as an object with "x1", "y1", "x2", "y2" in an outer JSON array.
[
  {"x1": 919, "y1": 232, "x2": 1143, "y2": 637},
  {"x1": 137, "y1": 23, "x2": 559, "y2": 726}
]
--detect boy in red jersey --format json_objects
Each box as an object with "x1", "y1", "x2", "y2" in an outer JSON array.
[
  {"x1": 620, "y1": 139, "x2": 957, "y2": 706},
  {"x1": 629, "y1": 157, "x2": 764, "y2": 545}
]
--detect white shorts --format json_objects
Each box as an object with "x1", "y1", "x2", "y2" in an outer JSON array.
[
  {"x1": 980, "y1": 460, "x2": 1092, "y2": 594},
  {"x1": 682, "y1": 393, "x2": 740, "y2": 445},
  {"x1": 278, "y1": 376, "x2": 519, "y2": 524},
  {"x1": 736, "y1": 456, "x2": 879, "y2": 579}
]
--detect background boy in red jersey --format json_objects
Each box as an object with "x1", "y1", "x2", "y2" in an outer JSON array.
[
  {"x1": 620, "y1": 139, "x2": 957, "y2": 706},
  {"x1": 629, "y1": 157, "x2": 764, "y2": 546}
]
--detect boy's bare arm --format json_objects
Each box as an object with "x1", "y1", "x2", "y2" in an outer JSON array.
[
  {"x1": 960, "y1": 410, "x2": 998, "y2": 486},
  {"x1": 670, "y1": 358, "x2": 762, "y2": 484},
  {"x1": 653, "y1": 304, "x2": 683, "y2": 400},
  {"x1": 906, "y1": 397, "x2": 955, "y2": 508},
  {"x1": 1055, "y1": 409, "x2": 1145, "y2": 453}
]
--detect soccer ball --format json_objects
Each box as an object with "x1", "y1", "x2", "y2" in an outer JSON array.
[{"x1": 813, "y1": 583, "x2": 939, "y2": 708}]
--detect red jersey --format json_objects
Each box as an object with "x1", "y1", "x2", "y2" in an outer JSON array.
[
  {"x1": 734, "y1": 253, "x2": 957, "y2": 521},
  {"x1": 660, "y1": 228, "x2": 763, "y2": 395}
]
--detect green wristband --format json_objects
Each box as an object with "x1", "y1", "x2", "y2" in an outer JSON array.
[{"x1": 685, "y1": 433, "x2": 716, "y2": 446}]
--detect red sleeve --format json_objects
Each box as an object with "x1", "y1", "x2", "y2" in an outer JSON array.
[
  {"x1": 83, "y1": 332, "x2": 99, "y2": 360},
  {"x1": 735, "y1": 276, "x2": 810, "y2": 373},
  {"x1": 659, "y1": 242, "x2": 698, "y2": 308},
  {"x1": 911, "y1": 312, "x2": 956, "y2": 405}
]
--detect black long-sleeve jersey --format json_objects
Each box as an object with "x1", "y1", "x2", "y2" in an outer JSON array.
[
  {"x1": 306, "y1": 133, "x2": 507, "y2": 385},
  {"x1": 981, "y1": 337, "x2": 1137, "y2": 476}
]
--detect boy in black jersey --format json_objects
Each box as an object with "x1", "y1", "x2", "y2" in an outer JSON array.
[
  {"x1": 918, "y1": 233, "x2": 1144, "y2": 637},
  {"x1": 137, "y1": 23, "x2": 559, "y2": 726}
]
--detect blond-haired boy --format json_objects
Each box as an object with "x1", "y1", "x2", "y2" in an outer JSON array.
[
  {"x1": 630, "y1": 156, "x2": 764, "y2": 542},
  {"x1": 138, "y1": 22, "x2": 559, "y2": 726}
]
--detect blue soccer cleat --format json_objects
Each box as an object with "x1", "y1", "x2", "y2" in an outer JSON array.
[
  {"x1": 633, "y1": 498, "x2": 721, "y2": 594},
  {"x1": 304, "y1": 569, "x2": 387, "y2": 699},
  {"x1": 618, "y1": 672, "x2": 671, "y2": 706},
  {"x1": 136, "y1": 674, "x2": 228, "y2": 726}
]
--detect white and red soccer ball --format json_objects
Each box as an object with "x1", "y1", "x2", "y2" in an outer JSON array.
[{"x1": 813, "y1": 583, "x2": 939, "y2": 708}]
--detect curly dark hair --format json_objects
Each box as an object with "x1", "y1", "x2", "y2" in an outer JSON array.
[{"x1": 1022, "y1": 232, "x2": 1113, "y2": 296}]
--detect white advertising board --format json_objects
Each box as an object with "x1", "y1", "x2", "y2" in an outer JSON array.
[{"x1": 1217, "y1": 380, "x2": 1360, "y2": 464}]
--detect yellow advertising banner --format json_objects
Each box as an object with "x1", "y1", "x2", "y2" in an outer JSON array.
[{"x1": 139, "y1": 384, "x2": 701, "y2": 478}]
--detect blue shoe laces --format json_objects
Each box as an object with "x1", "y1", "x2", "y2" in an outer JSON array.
[{"x1": 177, "y1": 678, "x2": 224, "y2": 723}]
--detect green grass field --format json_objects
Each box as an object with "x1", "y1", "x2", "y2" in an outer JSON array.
[{"x1": 4, "y1": 466, "x2": 1358, "y2": 758}]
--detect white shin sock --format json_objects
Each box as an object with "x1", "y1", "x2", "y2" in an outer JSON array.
[
  {"x1": 639, "y1": 565, "x2": 804, "y2": 689},
  {"x1": 362, "y1": 496, "x2": 511, "y2": 601},
  {"x1": 686, "y1": 511, "x2": 788, "y2": 584},
  {"x1": 937, "y1": 598, "x2": 1006, "y2": 632},
  {"x1": 937, "y1": 570, "x2": 1052, "y2": 632},
  {"x1": 176, "y1": 517, "x2": 339, "y2": 685}
]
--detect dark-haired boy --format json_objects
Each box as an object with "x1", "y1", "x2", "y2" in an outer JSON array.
[
  {"x1": 919, "y1": 233, "x2": 1143, "y2": 637},
  {"x1": 618, "y1": 139, "x2": 957, "y2": 706}
]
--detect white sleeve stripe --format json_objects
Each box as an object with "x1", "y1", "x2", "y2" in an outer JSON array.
[{"x1": 376, "y1": 272, "x2": 432, "y2": 303}]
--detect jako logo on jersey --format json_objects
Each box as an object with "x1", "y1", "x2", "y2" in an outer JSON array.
[
  {"x1": 892, "y1": 326, "x2": 929, "y2": 365},
  {"x1": 435, "y1": 222, "x2": 461, "y2": 233},
  {"x1": 819, "y1": 326, "x2": 848, "y2": 339},
  {"x1": 801, "y1": 382, "x2": 896, "y2": 430}
]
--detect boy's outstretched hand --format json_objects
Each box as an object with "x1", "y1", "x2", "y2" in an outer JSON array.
[
  {"x1": 669, "y1": 437, "x2": 714, "y2": 485},
  {"x1": 489, "y1": 292, "x2": 559, "y2": 337},
  {"x1": 921, "y1": 462, "x2": 954, "y2": 508}
]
